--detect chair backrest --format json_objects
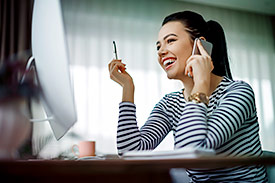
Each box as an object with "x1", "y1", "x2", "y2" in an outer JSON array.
[{"x1": 263, "y1": 150, "x2": 275, "y2": 182}]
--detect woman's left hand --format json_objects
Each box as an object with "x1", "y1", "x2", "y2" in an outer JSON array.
[{"x1": 185, "y1": 39, "x2": 214, "y2": 94}]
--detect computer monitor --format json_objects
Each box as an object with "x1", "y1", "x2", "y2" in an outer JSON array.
[{"x1": 31, "y1": 0, "x2": 77, "y2": 140}]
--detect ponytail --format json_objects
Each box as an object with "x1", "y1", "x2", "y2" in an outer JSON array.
[{"x1": 206, "y1": 21, "x2": 232, "y2": 79}]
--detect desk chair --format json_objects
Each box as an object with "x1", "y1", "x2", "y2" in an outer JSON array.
[
  {"x1": 263, "y1": 150, "x2": 275, "y2": 182},
  {"x1": 170, "y1": 151, "x2": 275, "y2": 183}
]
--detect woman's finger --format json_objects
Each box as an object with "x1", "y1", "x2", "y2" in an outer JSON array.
[
  {"x1": 108, "y1": 59, "x2": 117, "y2": 71},
  {"x1": 109, "y1": 59, "x2": 124, "y2": 72},
  {"x1": 110, "y1": 64, "x2": 122, "y2": 82},
  {"x1": 185, "y1": 55, "x2": 198, "y2": 76},
  {"x1": 185, "y1": 60, "x2": 193, "y2": 76},
  {"x1": 110, "y1": 62, "x2": 126, "y2": 76}
]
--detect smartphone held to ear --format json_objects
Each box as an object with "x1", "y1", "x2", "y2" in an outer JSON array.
[
  {"x1": 192, "y1": 38, "x2": 213, "y2": 56},
  {"x1": 188, "y1": 38, "x2": 213, "y2": 78}
]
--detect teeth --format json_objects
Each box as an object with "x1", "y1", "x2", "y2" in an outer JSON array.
[{"x1": 163, "y1": 59, "x2": 175, "y2": 67}]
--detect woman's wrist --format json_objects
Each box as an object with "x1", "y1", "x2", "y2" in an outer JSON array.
[
  {"x1": 188, "y1": 92, "x2": 209, "y2": 106},
  {"x1": 191, "y1": 80, "x2": 210, "y2": 95},
  {"x1": 122, "y1": 83, "x2": 135, "y2": 103}
]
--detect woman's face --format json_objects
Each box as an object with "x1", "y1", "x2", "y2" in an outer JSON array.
[{"x1": 157, "y1": 21, "x2": 193, "y2": 80}]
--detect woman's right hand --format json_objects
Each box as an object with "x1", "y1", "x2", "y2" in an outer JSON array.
[{"x1": 108, "y1": 59, "x2": 133, "y2": 88}]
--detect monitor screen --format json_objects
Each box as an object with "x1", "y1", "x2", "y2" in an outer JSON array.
[{"x1": 31, "y1": 0, "x2": 77, "y2": 139}]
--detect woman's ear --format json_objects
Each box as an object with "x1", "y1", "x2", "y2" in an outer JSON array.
[{"x1": 199, "y1": 36, "x2": 206, "y2": 41}]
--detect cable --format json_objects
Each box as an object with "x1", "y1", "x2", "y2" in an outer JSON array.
[{"x1": 30, "y1": 116, "x2": 54, "y2": 122}]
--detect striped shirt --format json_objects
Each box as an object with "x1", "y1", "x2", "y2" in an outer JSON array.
[{"x1": 117, "y1": 77, "x2": 267, "y2": 182}]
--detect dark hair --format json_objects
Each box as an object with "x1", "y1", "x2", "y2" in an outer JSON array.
[{"x1": 162, "y1": 11, "x2": 232, "y2": 79}]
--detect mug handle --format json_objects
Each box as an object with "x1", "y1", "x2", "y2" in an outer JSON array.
[{"x1": 72, "y1": 144, "x2": 79, "y2": 157}]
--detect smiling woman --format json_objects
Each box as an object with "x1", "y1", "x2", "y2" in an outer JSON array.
[
  {"x1": 108, "y1": 10, "x2": 268, "y2": 182},
  {"x1": 157, "y1": 22, "x2": 194, "y2": 81}
]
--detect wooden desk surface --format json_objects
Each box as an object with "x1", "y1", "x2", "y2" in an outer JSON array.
[{"x1": 1, "y1": 156, "x2": 275, "y2": 183}]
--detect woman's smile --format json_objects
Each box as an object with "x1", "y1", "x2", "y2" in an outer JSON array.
[{"x1": 162, "y1": 57, "x2": 177, "y2": 70}]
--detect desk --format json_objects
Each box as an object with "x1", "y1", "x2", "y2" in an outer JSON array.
[{"x1": 1, "y1": 156, "x2": 275, "y2": 183}]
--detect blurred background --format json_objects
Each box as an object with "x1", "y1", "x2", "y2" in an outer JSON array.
[{"x1": 1, "y1": 0, "x2": 275, "y2": 159}]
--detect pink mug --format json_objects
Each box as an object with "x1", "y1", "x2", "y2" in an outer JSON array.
[{"x1": 72, "y1": 141, "x2": 96, "y2": 158}]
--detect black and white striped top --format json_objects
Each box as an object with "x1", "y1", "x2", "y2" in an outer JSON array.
[{"x1": 117, "y1": 77, "x2": 267, "y2": 182}]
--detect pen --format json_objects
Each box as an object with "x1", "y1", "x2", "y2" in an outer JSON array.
[{"x1": 113, "y1": 41, "x2": 118, "y2": 60}]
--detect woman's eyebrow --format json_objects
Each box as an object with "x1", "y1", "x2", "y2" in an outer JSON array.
[{"x1": 156, "y1": 33, "x2": 178, "y2": 45}]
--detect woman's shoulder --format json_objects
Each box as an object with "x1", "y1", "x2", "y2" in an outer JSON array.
[
  {"x1": 220, "y1": 77, "x2": 257, "y2": 117},
  {"x1": 220, "y1": 77, "x2": 256, "y2": 110},
  {"x1": 223, "y1": 77, "x2": 254, "y2": 93}
]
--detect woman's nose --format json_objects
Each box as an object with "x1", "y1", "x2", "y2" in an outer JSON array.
[{"x1": 158, "y1": 46, "x2": 168, "y2": 57}]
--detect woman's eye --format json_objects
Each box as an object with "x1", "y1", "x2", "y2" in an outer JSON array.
[
  {"x1": 156, "y1": 45, "x2": 160, "y2": 51},
  {"x1": 167, "y1": 39, "x2": 176, "y2": 43}
]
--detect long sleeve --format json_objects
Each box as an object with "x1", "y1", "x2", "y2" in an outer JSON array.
[
  {"x1": 175, "y1": 81, "x2": 259, "y2": 153},
  {"x1": 117, "y1": 100, "x2": 172, "y2": 155}
]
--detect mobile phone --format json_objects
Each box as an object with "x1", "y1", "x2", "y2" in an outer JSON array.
[
  {"x1": 188, "y1": 38, "x2": 213, "y2": 78},
  {"x1": 192, "y1": 38, "x2": 213, "y2": 56}
]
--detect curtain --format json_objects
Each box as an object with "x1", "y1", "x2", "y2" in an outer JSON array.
[
  {"x1": 0, "y1": 0, "x2": 34, "y2": 158},
  {"x1": 0, "y1": 0, "x2": 33, "y2": 62},
  {"x1": 33, "y1": 0, "x2": 275, "y2": 158}
]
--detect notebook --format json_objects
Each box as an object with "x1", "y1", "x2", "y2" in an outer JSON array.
[{"x1": 122, "y1": 147, "x2": 215, "y2": 160}]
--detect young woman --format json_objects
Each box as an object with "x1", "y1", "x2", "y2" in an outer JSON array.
[{"x1": 108, "y1": 11, "x2": 267, "y2": 182}]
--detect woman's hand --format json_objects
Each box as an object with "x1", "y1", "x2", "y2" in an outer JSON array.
[
  {"x1": 185, "y1": 39, "x2": 214, "y2": 94},
  {"x1": 108, "y1": 59, "x2": 135, "y2": 103},
  {"x1": 108, "y1": 59, "x2": 133, "y2": 87}
]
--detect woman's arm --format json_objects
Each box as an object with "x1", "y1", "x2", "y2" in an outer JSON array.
[
  {"x1": 109, "y1": 59, "x2": 172, "y2": 155},
  {"x1": 175, "y1": 81, "x2": 256, "y2": 150},
  {"x1": 122, "y1": 83, "x2": 134, "y2": 103},
  {"x1": 117, "y1": 98, "x2": 172, "y2": 155}
]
